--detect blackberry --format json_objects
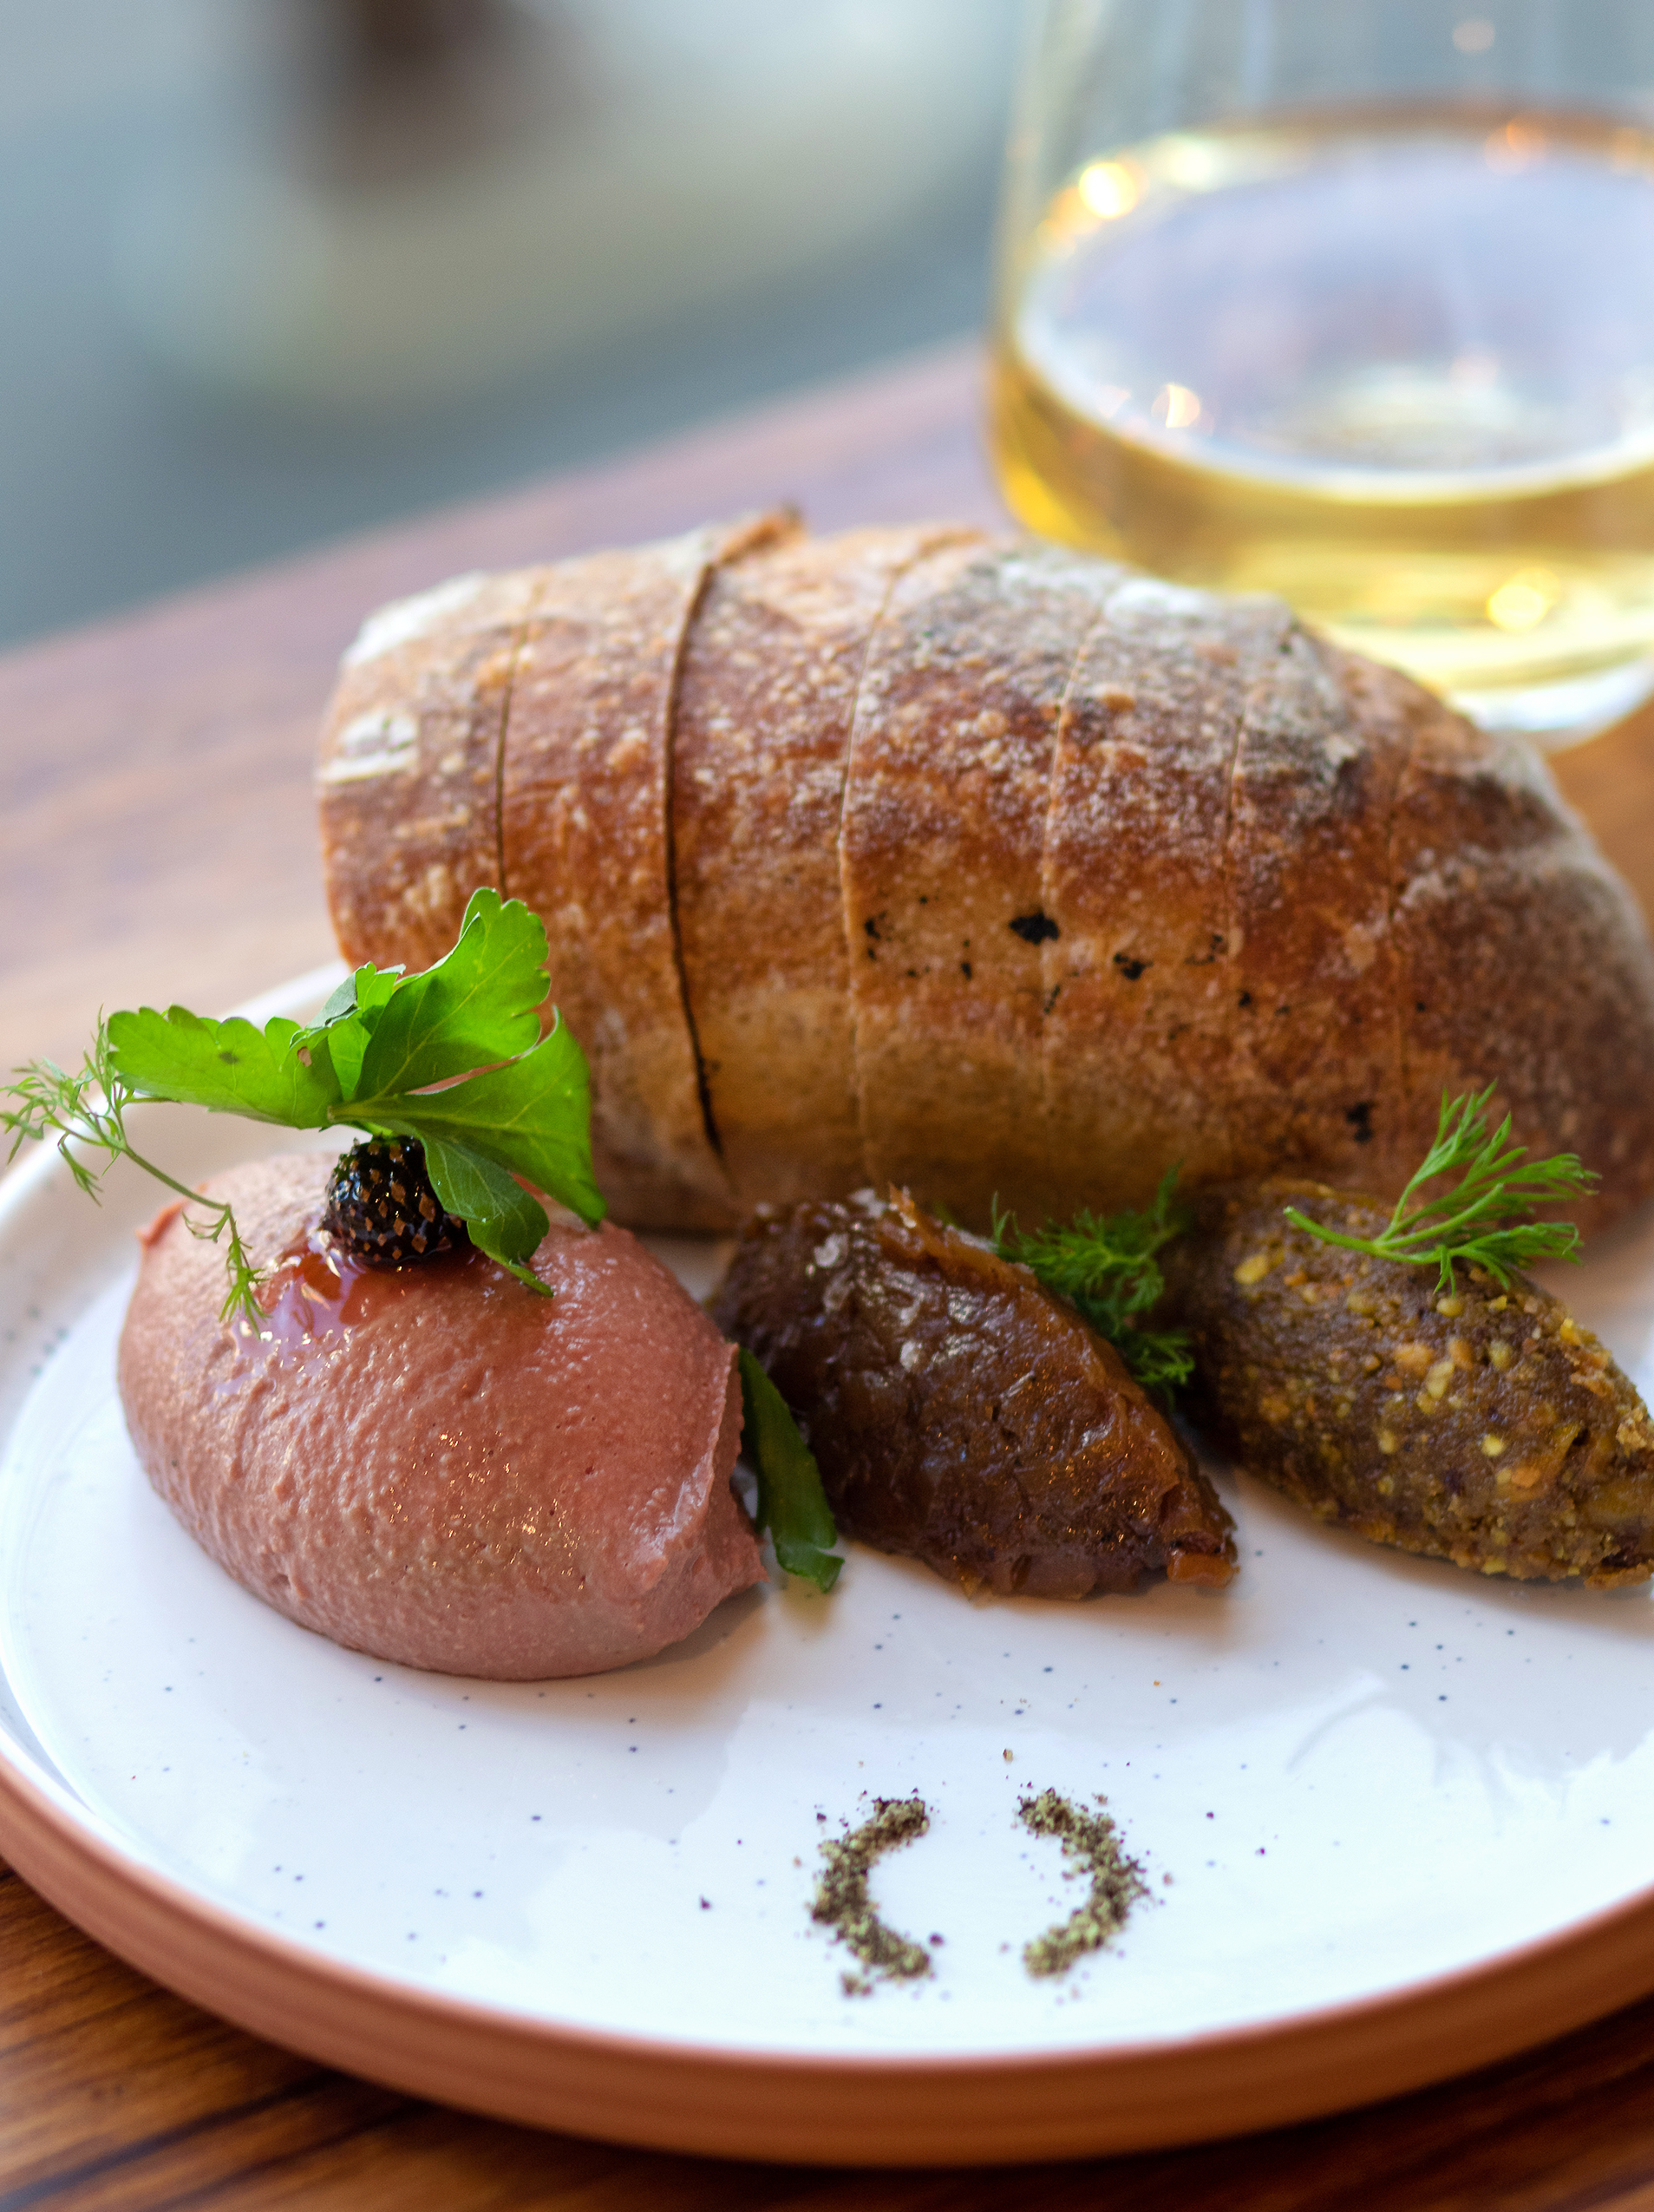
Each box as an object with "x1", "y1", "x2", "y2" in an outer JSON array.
[{"x1": 322, "y1": 1137, "x2": 470, "y2": 1266}]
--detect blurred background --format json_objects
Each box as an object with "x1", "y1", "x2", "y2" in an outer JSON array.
[{"x1": 0, "y1": 0, "x2": 1018, "y2": 650}]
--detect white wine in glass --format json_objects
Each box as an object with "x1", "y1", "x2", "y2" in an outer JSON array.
[{"x1": 991, "y1": 3, "x2": 1654, "y2": 740}]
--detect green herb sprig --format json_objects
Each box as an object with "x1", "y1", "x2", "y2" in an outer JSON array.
[
  {"x1": 736, "y1": 1349, "x2": 844, "y2": 1593},
  {"x1": 2, "y1": 1026, "x2": 267, "y2": 1322},
  {"x1": 1, "y1": 889, "x2": 605, "y2": 1324},
  {"x1": 1285, "y1": 1085, "x2": 1597, "y2": 1291},
  {"x1": 993, "y1": 1170, "x2": 1194, "y2": 1399}
]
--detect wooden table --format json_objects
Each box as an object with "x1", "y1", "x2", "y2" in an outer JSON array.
[{"x1": 8, "y1": 341, "x2": 1654, "y2": 2208}]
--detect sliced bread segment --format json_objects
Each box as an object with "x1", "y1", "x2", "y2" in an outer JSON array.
[
  {"x1": 318, "y1": 570, "x2": 538, "y2": 972},
  {"x1": 841, "y1": 539, "x2": 1108, "y2": 1229},
  {"x1": 500, "y1": 514, "x2": 793, "y2": 1228},
  {"x1": 673, "y1": 522, "x2": 983, "y2": 1207},
  {"x1": 1221, "y1": 633, "x2": 1412, "y2": 1195},
  {"x1": 1392, "y1": 710, "x2": 1654, "y2": 1220},
  {"x1": 1042, "y1": 578, "x2": 1287, "y2": 1214}
]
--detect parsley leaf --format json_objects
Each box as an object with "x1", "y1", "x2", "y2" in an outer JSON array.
[
  {"x1": 736, "y1": 1349, "x2": 843, "y2": 1592},
  {"x1": 107, "y1": 1009, "x2": 343, "y2": 1127},
  {"x1": 348, "y1": 1014, "x2": 604, "y2": 1233},
  {"x1": 7, "y1": 889, "x2": 605, "y2": 1319},
  {"x1": 313, "y1": 963, "x2": 402, "y2": 1095},
  {"x1": 419, "y1": 1138, "x2": 557, "y2": 1288},
  {"x1": 1285, "y1": 1085, "x2": 1597, "y2": 1289},
  {"x1": 337, "y1": 887, "x2": 547, "y2": 1098}
]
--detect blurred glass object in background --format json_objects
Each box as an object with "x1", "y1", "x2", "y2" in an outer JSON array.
[
  {"x1": 0, "y1": 0, "x2": 1016, "y2": 645},
  {"x1": 119, "y1": 0, "x2": 1009, "y2": 411},
  {"x1": 992, "y1": 0, "x2": 1654, "y2": 743}
]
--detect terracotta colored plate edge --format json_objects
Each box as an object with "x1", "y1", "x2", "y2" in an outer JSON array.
[{"x1": 3, "y1": 1731, "x2": 1653, "y2": 2169}]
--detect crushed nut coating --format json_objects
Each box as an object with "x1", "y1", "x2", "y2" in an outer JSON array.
[{"x1": 1161, "y1": 1180, "x2": 1654, "y2": 1586}]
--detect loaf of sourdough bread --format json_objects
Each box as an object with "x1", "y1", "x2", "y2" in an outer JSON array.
[{"x1": 317, "y1": 520, "x2": 1654, "y2": 1233}]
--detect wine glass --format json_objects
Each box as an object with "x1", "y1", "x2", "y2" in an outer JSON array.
[{"x1": 990, "y1": 0, "x2": 1654, "y2": 743}]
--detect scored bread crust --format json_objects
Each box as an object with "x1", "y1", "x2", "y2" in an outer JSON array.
[
  {"x1": 318, "y1": 570, "x2": 540, "y2": 974},
  {"x1": 1391, "y1": 708, "x2": 1654, "y2": 1209},
  {"x1": 840, "y1": 539, "x2": 1114, "y2": 1229},
  {"x1": 498, "y1": 513, "x2": 794, "y2": 1229},
  {"x1": 315, "y1": 520, "x2": 1654, "y2": 1234},
  {"x1": 1041, "y1": 576, "x2": 1288, "y2": 1215},
  {"x1": 672, "y1": 522, "x2": 981, "y2": 1210},
  {"x1": 1221, "y1": 628, "x2": 1413, "y2": 1194}
]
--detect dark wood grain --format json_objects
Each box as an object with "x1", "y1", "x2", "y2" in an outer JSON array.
[
  {"x1": 12, "y1": 1844, "x2": 1654, "y2": 2210},
  {"x1": 5, "y1": 334, "x2": 1654, "y2": 2206}
]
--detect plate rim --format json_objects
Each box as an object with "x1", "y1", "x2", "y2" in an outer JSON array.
[
  {"x1": 4, "y1": 972, "x2": 1654, "y2": 2166},
  {"x1": 7, "y1": 1704, "x2": 1654, "y2": 2166}
]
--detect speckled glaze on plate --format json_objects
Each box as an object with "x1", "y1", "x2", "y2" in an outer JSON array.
[{"x1": 3, "y1": 971, "x2": 1654, "y2": 2167}]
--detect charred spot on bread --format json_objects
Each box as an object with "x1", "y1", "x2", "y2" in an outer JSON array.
[{"x1": 1009, "y1": 912, "x2": 1060, "y2": 945}]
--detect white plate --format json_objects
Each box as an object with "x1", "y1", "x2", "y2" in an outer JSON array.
[{"x1": 3, "y1": 969, "x2": 1654, "y2": 2165}]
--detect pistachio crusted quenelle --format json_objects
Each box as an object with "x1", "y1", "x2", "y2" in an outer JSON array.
[{"x1": 1161, "y1": 1181, "x2": 1654, "y2": 1587}]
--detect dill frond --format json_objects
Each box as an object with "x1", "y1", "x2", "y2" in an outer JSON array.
[
  {"x1": 1, "y1": 1023, "x2": 265, "y2": 1329},
  {"x1": 994, "y1": 1169, "x2": 1194, "y2": 1399},
  {"x1": 1285, "y1": 1085, "x2": 1597, "y2": 1290}
]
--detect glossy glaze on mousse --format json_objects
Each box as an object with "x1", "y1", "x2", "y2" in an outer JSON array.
[{"x1": 118, "y1": 1155, "x2": 762, "y2": 1678}]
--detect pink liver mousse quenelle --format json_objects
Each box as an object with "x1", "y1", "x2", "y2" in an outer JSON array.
[{"x1": 117, "y1": 1154, "x2": 763, "y2": 1679}]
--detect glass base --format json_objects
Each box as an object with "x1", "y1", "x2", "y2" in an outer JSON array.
[{"x1": 1448, "y1": 657, "x2": 1654, "y2": 750}]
